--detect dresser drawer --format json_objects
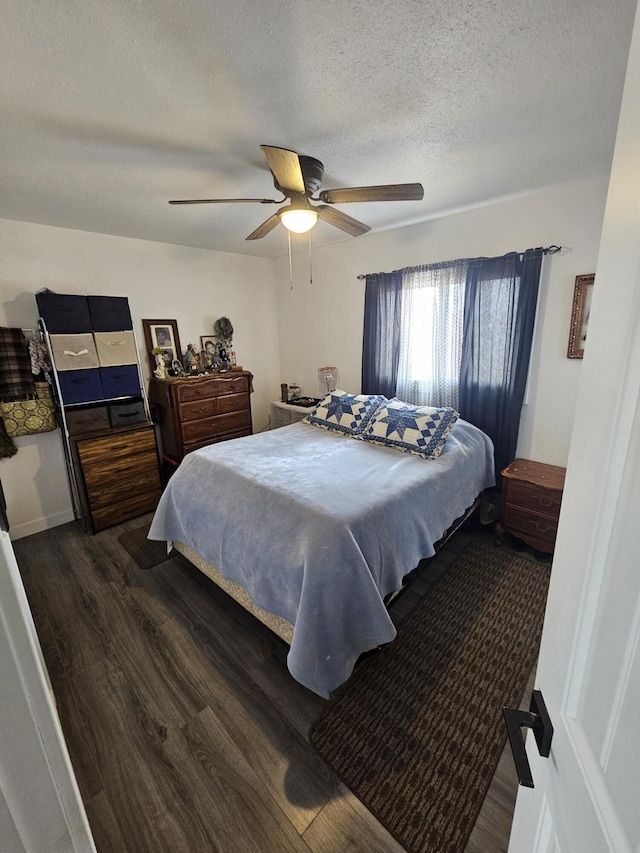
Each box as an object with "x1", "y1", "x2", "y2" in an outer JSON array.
[
  {"x1": 85, "y1": 462, "x2": 162, "y2": 509},
  {"x1": 179, "y1": 398, "x2": 220, "y2": 422},
  {"x1": 182, "y1": 426, "x2": 252, "y2": 455},
  {"x1": 181, "y1": 410, "x2": 251, "y2": 444},
  {"x1": 176, "y1": 375, "x2": 249, "y2": 403},
  {"x1": 506, "y1": 480, "x2": 563, "y2": 519},
  {"x1": 217, "y1": 392, "x2": 250, "y2": 415},
  {"x1": 76, "y1": 425, "x2": 156, "y2": 468},
  {"x1": 82, "y1": 448, "x2": 160, "y2": 492},
  {"x1": 91, "y1": 489, "x2": 163, "y2": 531},
  {"x1": 503, "y1": 505, "x2": 559, "y2": 552}
]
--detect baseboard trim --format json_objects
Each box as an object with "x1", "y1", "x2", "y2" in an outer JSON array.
[{"x1": 9, "y1": 509, "x2": 76, "y2": 541}]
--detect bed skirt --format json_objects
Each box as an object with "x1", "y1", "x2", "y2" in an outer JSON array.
[{"x1": 173, "y1": 541, "x2": 294, "y2": 644}]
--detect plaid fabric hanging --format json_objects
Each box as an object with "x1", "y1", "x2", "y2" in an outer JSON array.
[{"x1": 0, "y1": 327, "x2": 36, "y2": 402}]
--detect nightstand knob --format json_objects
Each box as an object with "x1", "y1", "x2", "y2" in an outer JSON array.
[
  {"x1": 528, "y1": 519, "x2": 552, "y2": 533},
  {"x1": 533, "y1": 495, "x2": 558, "y2": 508}
]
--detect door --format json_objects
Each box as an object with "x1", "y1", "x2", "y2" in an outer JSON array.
[
  {"x1": 508, "y1": 6, "x2": 640, "y2": 850},
  {"x1": 0, "y1": 486, "x2": 96, "y2": 853}
]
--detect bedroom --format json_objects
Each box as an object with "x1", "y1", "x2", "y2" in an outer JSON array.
[{"x1": 1, "y1": 1, "x2": 640, "y2": 851}]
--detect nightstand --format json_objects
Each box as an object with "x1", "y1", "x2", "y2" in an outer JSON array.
[
  {"x1": 270, "y1": 400, "x2": 316, "y2": 429},
  {"x1": 498, "y1": 458, "x2": 566, "y2": 553}
]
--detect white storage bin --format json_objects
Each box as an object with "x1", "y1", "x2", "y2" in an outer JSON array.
[
  {"x1": 94, "y1": 331, "x2": 138, "y2": 367},
  {"x1": 49, "y1": 333, "x2": 99, "y2": 371}
]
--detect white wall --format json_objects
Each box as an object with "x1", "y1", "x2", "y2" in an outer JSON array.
[
  {"x1": 0, "y1": 218, "x2": 279, "y2": 538},
  {"x1": 0, "y1": 177, "x2": 609, "y2": 535},
  {"x1": 273, "y1": 177, "x2": 609, "y2": 468}
]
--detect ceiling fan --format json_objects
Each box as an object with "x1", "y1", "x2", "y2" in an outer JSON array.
[{"x1": 169, "y1": 144, "x2": 424, "y2": 241}]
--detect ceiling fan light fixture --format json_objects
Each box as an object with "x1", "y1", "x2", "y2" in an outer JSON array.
[{"x1": 279, "y1": 206, "x2": 319, "y2": 234}]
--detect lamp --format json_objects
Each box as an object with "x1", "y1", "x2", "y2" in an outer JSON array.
[{"x1": 279, "y1": 204, "x2": 319, "y2": 234}]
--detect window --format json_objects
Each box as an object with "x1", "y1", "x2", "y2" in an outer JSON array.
[{"x1": 396, "y1": 261, "x2": 466, "y2": 408}]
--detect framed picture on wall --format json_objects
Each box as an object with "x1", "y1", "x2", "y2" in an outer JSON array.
[
  {"x1": 142, "y1": 319, "x2": 182, "y2": 372},
  {"x1": 567, "y1": 274, "x2": 595, "y2": 359}
]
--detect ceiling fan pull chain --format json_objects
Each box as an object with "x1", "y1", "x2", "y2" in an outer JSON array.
[
  {"x1": 309, "y1": 231, "x2": 313, "y2": 286},
  {"x1": 288, "y1": 229, "x2": 293, "y2": 290}
]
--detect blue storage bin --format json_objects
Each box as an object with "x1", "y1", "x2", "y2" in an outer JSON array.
[
  {"x1": 58, "y1": 369, "x2": 104, "y2": 405},
  {"x1": 100, "y1": 365, "x2": 140, "y2": 399},
  {"x1": 36, "y1": 293, "x2": 92, "y2": 333},
  {"x1": 87, "y1": 296, "x2": 133, "y2": 331}
]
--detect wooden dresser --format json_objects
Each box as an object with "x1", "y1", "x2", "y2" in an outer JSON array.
[
  {"x1": 499, "y1": 458, "x2": 566, "y2": 553},
  {"x1": 150, "y1": 371, "x2": 253, "y2": 464},
  {"x1": 71, "y1": 422, "x2": 162, "y2": 533}
]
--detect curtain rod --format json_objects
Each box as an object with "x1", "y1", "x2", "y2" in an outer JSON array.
[{"x1": 356, "y1": 244, "x2": 562, "y2": 280}]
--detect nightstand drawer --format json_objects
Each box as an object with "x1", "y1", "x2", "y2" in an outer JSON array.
[
  {"x1": 503, "y1": 505, "x2": 559, "y2": 552},
  {"x1": 506, "y1": 481, "x2": 563, "y2": 519}
]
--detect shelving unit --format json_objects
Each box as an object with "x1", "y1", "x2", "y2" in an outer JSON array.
[{"x1": 38, "y1": 293, "x2": 162, "y2": 533}]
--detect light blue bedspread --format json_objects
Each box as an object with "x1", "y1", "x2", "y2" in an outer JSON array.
[{"x1": 148, "y1": 419, "x2": 495, "y2": 697}]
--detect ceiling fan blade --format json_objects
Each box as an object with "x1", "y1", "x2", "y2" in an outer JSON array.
[
  {"x1": 316, "y1": 205, "x2": 371, "y2": 237},
  {"x1": 260, "y1": 145, "x2": 306, "y2": 195},
  {"x1": 246, "y1": 212, "x2": 281, "y2": 241},
  {"x1": 318, "y1": 183, "x2": 424, "y2": 204},
  {"x1": 169, "y1": 197, "x2": 279, "y2": 205}
]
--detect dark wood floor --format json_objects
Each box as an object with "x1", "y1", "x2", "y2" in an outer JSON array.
[{"x1": 13, "y1": 513, "x2": 532, "y2": 852}]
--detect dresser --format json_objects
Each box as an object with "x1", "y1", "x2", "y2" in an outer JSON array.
[
  {"x1": 150, "y1": 371, "x2": 253, "y2": 463},
  {"x1": 499, "y1": 458, "x2": 566, "y2": 553},
  {"x1": 71, "y1": 422, "x2": 162, "y2": 533}
]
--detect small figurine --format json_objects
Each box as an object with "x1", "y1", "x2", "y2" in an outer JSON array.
[
  {"x1": 184, "y1": 343, "x2": 198, "y2": 372},
  {"x1": 153, "y1": 352, "x2": 166, "y2": 379}
]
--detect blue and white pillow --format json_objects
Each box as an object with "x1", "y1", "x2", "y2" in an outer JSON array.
[
  {"x1": 361, "y1": 398, "x2": 459, "y2": 459},
  {"x1": 303, "y1": 390, "x2": 386, "y2": 436}
]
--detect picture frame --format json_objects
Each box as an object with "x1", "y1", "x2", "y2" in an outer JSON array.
[
  {"x1": 200, "y1": 335, "x2": 217, "y2": 354},
  {"x1": 567, "y1": 274, "x2": 595, "y2": 359},
  {"x1": 142, "y1": 319, "x2": 182, "y2": 372}
]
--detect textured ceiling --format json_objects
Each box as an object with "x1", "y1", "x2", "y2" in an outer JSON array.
[{"x1": 1, "y1": 0, "x2": 636, "y2": 259}]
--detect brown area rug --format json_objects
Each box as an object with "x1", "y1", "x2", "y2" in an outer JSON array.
[
  {"x1": 309, "y1": 540, "x2": 550, "y2": 853},
  {"x1": 118, "y1": 524, "x2": 172, "y2": 570}
]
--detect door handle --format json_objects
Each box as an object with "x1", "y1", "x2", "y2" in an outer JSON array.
[{"x1": 503, "y1": 689, "x2": 553, "y2": 788}]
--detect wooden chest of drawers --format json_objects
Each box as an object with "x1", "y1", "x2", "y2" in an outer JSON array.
[
  {"x1": 150, "y1": 372, "x2": 253, "y2": 463},
  {"x1": 500, "y1": 458, "x2": 566, "y2": 553},
  {"x1": 71, "y1": 422, "x2": 162, "y2": 533}
]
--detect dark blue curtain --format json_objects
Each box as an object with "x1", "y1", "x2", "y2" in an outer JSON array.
[
  {"x1": 361, "y1": 270, "x2": 403, "y2": 397},
  {"x1": 458, "y1": 248, "x2": 543, "y2": 479},
  {"x1": 361, "y1": 248, "x2": 544, "y2": 483}
]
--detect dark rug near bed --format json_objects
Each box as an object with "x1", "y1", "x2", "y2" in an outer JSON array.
[
  {"x1": 309, "y1": 540, "x2": 550, "y2": 853},
  {"x1": 118, "y1": 524, "x2": 172, "y2": 570}
]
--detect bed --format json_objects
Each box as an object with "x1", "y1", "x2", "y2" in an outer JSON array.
[{"x1": 148, "y1": 410, "x2": 495, "y2": 698}]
